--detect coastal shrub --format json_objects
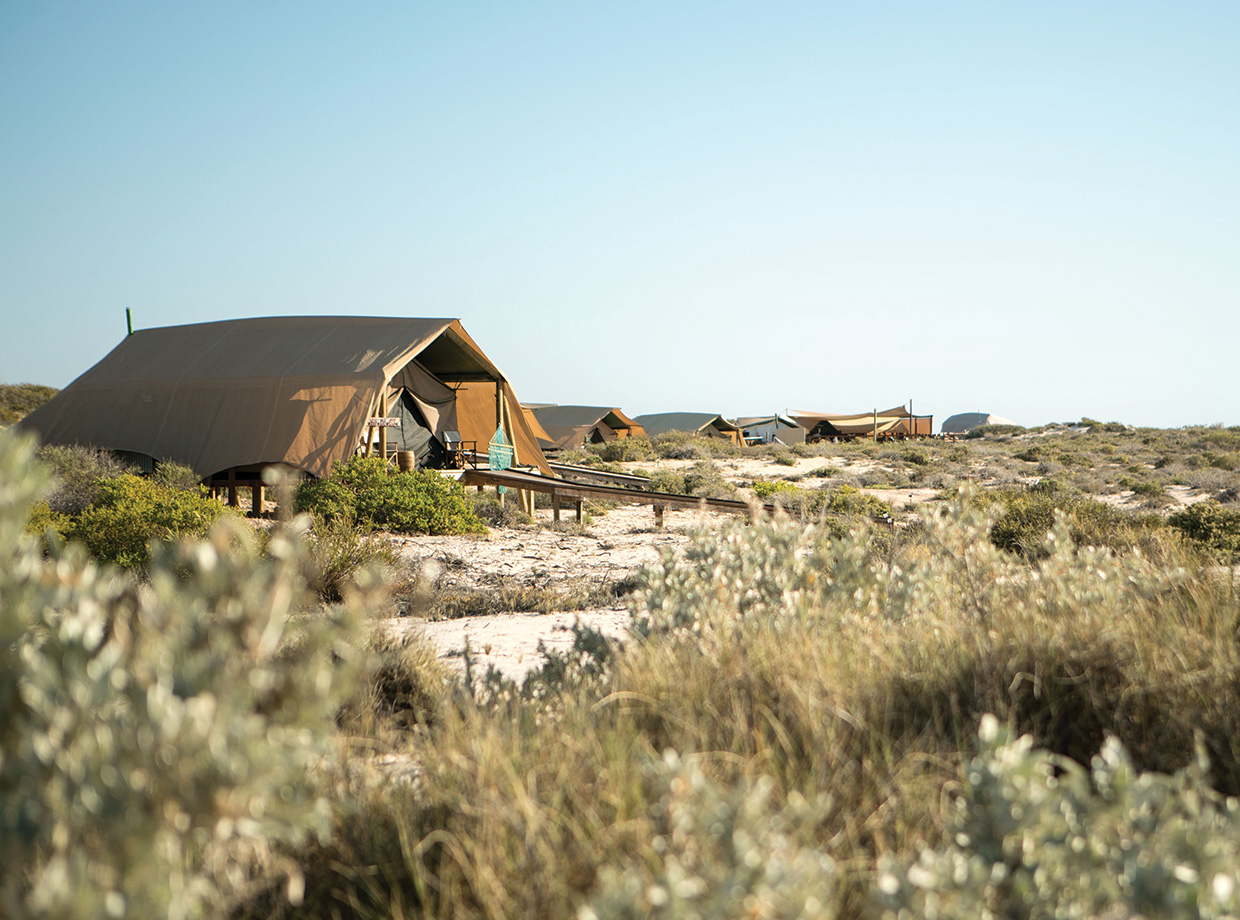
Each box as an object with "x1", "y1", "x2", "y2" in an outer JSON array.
[
  {"x1": 150, "y1": 458, "x2": 204, "y2": 492},
  {"x1": 750, "y1": 482, "x2": 892, "y2": 522},
  {"x1": 304, "y1": 514, "x2": 398, "y2": 602},
  {"x1": 652, "y1": 431, "x2": 739, "y2": 460},
  {"x1": 66, "y1": 472, "x2": 234, "y2": 568},
  {"x1": 982, "y1": 480, "x2": 1166, "y2": 559},
  {"x1": 876, "y1": 716, "x2": 1240, "y2": 919},
  {"x1": 0, "y1": 430, "x2": 365, "y2": 920},
  {"x1": 36, "y1": 443, "x2": 135, "y2": 515},
  {"x1": 966, "y1": 423, "x2": 1026, "y2": 439},
  {"x1": 683, "y1": 460, "x2": 735, "y2": 499},
  {"x1": 23, "y1": 500, "x2": 71, "y2": 544},
  {"x1": 0, "y1": 382, "x2": 58, "y2": 425},
  {"x1": 468, "y1": 490, "x2": 534, "y2": 527},
  {"x1": 582, "y1": 753, "x2": 839, "y2": 920},
  {"x1": 1169, "y1": 500, "x2": 1240, "y2": 562},
  {"x1": 589, "y1": 436, "x2": 654, "y2": 462},
  {"x1": 293, "y1": 477, "x2": 357, "y2": 524},
  {"x1": 643, "y1": 461, "x2": 734, "y2": 499},
  {"x1": 295, "y1": 456, "x2": 485, "y2": 535}
]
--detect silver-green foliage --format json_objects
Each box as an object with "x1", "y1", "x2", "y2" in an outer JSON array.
[
  {"x1": 581, "y1": 752, "x2": 839, "y2": 920},
  {"x1": 0, "y1": 431, "x2": 364, "y2": 919},
  {"x1": 633, "y1": 485, "x2": 1185, "y2": 637},
  {"x1": 876, "y1": 715, "x2": 1240, "y2": 919}
]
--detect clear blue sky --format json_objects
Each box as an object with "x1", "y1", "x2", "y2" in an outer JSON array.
[{"x1": 3, "y1": 2, "x2": 1237, "y2": 429}]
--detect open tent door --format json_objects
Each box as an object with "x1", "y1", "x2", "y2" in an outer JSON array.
[{"x1": 389, "y1": 389, "x2": 445, "y2": 469}]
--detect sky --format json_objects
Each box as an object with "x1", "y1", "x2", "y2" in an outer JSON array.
[{"x1": 2, "y1": 2, "x2": 1237, "y2": 430}]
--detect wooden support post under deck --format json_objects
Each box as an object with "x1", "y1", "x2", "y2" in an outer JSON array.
[
  {"x1": 251, "y1": 482, "x2": 264, "y2": 518},
  {"x1": 227, "y1": 469, "x2": 238, "y2": 508},
  {"x1": 654, "y1": 503, "x2": 665, "y2": 529},
  {"x1": 552, "y1": 495, "x2": 561, "y2": 522},
  {"x1": 575, "y1": 500, "x2": 583, "y2": 523}
]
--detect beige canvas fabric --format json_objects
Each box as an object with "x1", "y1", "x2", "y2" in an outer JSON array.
[
  {"x1": 21, "y1": 316, "x2": 548, "y2": 478},
  {"x1": 792, "y1": 406, "x2": 931, "y2": 437}
]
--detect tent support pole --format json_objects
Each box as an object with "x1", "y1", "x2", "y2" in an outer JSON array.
[{"x1": 378, "y1": 390, "x2": 388, "y2": 462}]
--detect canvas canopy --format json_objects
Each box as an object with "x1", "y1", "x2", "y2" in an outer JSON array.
[
  {"x1": 634, "y1": 412, "x2": 743, "y2": 443},
  {"x1": 21, "y1": 315, "x2": 550, "y2": 478},
  {"x1": 792, "y1": 405, "x2": 933, "y2": 439},
  {"x1": 526, "y1": 405, "x2": 646, "y2": 450}
]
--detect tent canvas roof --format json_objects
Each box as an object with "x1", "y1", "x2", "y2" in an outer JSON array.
[
  {"x1": 633, "y1": 412, "x2": 742, "y2": 437},
  {"x1": 792, "y1": 405, "x2": 926, "y2": 436},
  {"x1": 20, "y1": 315, "x2": 548, "y2": 477},
  {"x1": 526, "y1": 405, "x2": 645, "y2": 449}
]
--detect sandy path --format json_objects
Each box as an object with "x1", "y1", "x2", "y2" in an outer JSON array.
[{"x1": 393, "y1": 609, "x2": 632, "y2": 681}]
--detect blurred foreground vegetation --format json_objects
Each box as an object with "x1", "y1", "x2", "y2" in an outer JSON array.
[{"x1": 6, "y1": 423, "x2": 1240, "y2": 917}]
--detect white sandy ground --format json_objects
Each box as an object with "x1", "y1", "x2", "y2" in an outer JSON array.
[{"x1": 387, "y1": 456, "x2": 1213, "y2": 681}]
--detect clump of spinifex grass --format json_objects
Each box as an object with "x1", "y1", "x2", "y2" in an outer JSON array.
[{"x1": 257, "y1": 491, "x2": 1240, "y2": 920}]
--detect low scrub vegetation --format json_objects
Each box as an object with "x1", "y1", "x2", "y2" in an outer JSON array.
[
  {"x1": 1, "y1": 431, "x2": 370, "y2": 918},
  {"x1": 11, "y1": 424, "x2": 1240, "y2": 919},
  {"x1": 0, "y1": 382, "x2": 58, "y2": 425},
  {"x1": 294, "y1": 455, "x2": 486, "y2": 535}
]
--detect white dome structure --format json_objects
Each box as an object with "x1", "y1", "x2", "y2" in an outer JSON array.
[{"x1": 941, "y1": 412, "x2": 1017, "y2": 435}]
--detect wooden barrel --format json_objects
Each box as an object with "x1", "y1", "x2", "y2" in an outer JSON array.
[{"x1": 397, "y1": 450, "x2": 415, "y2": 471}]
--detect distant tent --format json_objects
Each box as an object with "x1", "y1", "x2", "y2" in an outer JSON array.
[
  {"x1": 735, "y1": 414, "x2": 805, "y2": 445},
  {"x1": 526, "y1": 405, "x2": 646, "y2": 450},
  {"x1": 792, "y1": 405, "x2": 933, "y2": 440},
  {"x1": 940, "y1": 412, "x2": 1016, "y2": 435},
  {"x1": 633, "y1": 412, "x2": 743, "y2": 445},
  {"x1": 20, "y1": 316, "x2": 551, "y2": 480}
]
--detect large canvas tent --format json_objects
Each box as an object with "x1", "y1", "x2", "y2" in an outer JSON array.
[
  {"x1": 633, "y1": 412, "x2": 743, "y2": 444},
  {"x1": 792, "y1": 405, "x2": 933, "y2": 441},
  {"x1": 526, "y1": 405, "x2": 646, "y2": 451},
  {"x1": 20, "y1": 316, "x2": 551, "y2": 481}
]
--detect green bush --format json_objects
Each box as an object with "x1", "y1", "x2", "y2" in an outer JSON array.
[
  {"x1": 294, "y1": 477, "x2": 357, "y2": 524},
  {"x1": 0, "y1": 430, "x2": 366, "y2": 919},
  {"x1": 877, "y1": 716, "x2": 1240, "y2": 919},
  {"x1": 982, "y1": 481, "x2": 1166, "y2": 559},
  {"x1": 295, "y1": 455, "x2": 486, "y2": 535},
  {"x1": 65, "y1": 473, "x2": 235, "y2": 568},
  {"x1": 1169, "y1": 500, "x2": 1240, "y2": 561}
]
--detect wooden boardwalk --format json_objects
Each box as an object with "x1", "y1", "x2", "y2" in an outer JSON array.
[{"x1": 459, "y1": 466, "x2": 775, "y2": 527}]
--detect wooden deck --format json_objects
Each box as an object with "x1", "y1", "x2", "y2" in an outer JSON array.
[{"x1": 460, "y1": 467, "x2": 775, "y2": 527}]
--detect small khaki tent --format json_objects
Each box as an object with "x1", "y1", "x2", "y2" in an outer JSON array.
[
  {"x1": 792, "y1": 406, "x2": 933, "y2": 441},
  {"x1": 526, "y1": 405, "x2": 646, "y2": 451},
  {"x1": 20, "y1": 316, "x2": 551, "y2": 482},
  {"x1": 633, "y1": 412, "x2": 743, "y2": 444}
]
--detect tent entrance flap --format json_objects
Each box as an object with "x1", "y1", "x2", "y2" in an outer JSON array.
[{"x1": 389, "y1": 390, "x2": 445, "y2": 469}]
